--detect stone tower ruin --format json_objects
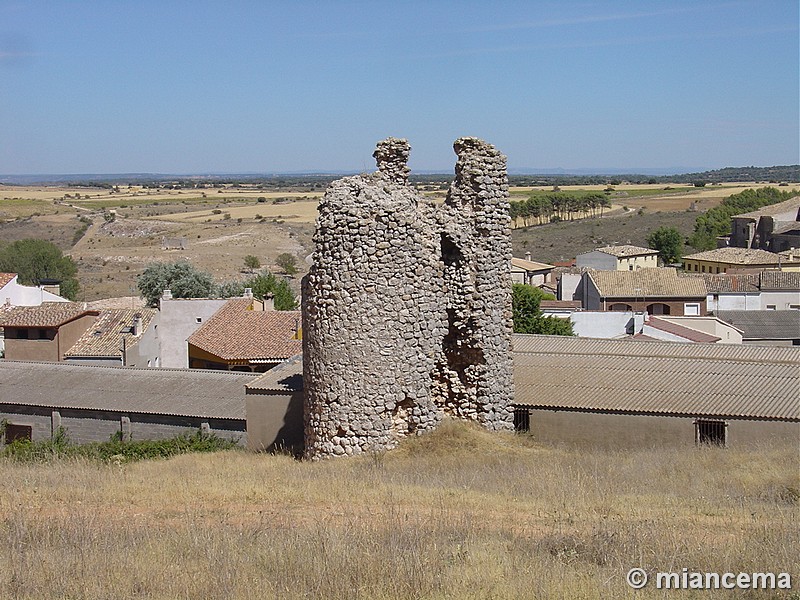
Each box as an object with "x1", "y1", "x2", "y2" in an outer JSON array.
[{"x1": 302, "y1": 137, "x2": 514, "y2": 459}]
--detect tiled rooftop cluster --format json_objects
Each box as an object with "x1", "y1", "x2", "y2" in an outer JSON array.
[{"x1": 302, "y1": 137, "x2": 514, "y2": 459}]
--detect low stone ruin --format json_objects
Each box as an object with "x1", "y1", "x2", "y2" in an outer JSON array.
[{"x1": 302, "y1": 137, "x2": 514, "y2": 458}]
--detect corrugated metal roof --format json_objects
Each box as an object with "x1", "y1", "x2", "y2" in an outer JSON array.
[
  {"x1": 512, "y1": 333, "x2": 800, "y2": 364},
  {"x1": 512, "y1": 334, "x2": 799, "y2": 420},
  {"x1": 246, "y1": 354, "x2": 303, "y2": 392},
  {"x1": 714, "y1": 310, "x2": 800, "y2": 341},
  {"x1": 0, "y1": 361, "x2": 258, "y2": 419}
]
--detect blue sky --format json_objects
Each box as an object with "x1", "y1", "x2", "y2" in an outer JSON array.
[{"x1": 1, "y1": 1, "x2": 797, "y2": 174}]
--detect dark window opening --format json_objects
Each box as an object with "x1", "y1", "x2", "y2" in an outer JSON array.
[
  {"x1": 513, "y1": 408, "x2": 530, "y2": 432},
  {"x1": 4, "y1": 423, "x2": 33, "y2": 444},
  {"x1": 696, "y1": 419, "x2": 727, "y2": 447}
]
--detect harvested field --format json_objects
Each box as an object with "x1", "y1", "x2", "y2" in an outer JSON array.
[{"x1": 1, "y1": 421, "x2": 796, "y2": 599}]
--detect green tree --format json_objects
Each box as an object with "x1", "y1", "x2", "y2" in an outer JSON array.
[
  {"x1": 275, "y1": 252, "x2": 298, "y2": 276},
  {"x1": 0, "y1": 239, "x2": 80, "y2": 300},
  {"x1": 646, "y1": 226, "x2": 684, "y2": 264},
  {"x1": 246, "y1": 271, "x2": 298, "y2": 310},
  {"x1": 243, "y1": 254, "x2": 260, "y2": 273},
  {"x1": 688, "y1": 187, "x2": 797, "y2": 250},
  {"x1": 137, "y1": 261, "x2": 215, "y2": 307},
  {"x1": 512, "y1": 283, "x2": 574, "y2": 336}
]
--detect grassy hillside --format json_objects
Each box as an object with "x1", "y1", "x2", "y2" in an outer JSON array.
[
  {"x1": 1, "y1": 421, "x2": 796, "y2": 599},
  {"x1": 512, "y1": 209, "x2": 699, "y2": 264}
]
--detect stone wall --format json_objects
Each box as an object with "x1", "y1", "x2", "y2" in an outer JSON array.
[{"x1": 303, "y1": 137, "x2": 514, "y2": 459}]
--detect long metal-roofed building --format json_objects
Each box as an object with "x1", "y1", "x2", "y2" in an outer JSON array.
[
  {"x1": 0, "y1": 361, "x2": 258, "y2": 445},
  {"x1": 513, "y1": 335, "x2": 799, "y2": 448}
]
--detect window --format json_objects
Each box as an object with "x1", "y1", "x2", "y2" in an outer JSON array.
[
  {"x1": 513, "y1": 407, "x2": 530, "y2": 432},
  {"x1": 696, "y1": 420, "x2": 727, "y2": 447},
  {"x1": 684, "y1": 303, "x2": 700, "y2": 316},
  {"x1": 790, "y1": 305, "x2": 800, "y2": 310},
  {"x1": 701, "y1": 265, "x2": 706, "y2": 273},
  {"x1": 195, "y1": 317, "x2": 203, "y2": 323},
  {"x1": 766, "y1": 305, "x2": 776, "y2": 310},
  {"x1": 4, "y1": 423, "x2": 32, "y2": 444}
]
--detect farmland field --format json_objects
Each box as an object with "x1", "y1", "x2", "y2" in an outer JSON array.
[{"x1": 1, "y1": 181, "x2": 794, "y2": 300}]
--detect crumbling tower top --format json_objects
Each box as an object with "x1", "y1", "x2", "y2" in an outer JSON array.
[{"x1": 373, "y1": 137, "x2": 411, "y2": 185}]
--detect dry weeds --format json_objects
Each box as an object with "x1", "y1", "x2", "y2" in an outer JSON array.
[{"x1": 1, "y1": 421, "x2": 796, "y2": 599}]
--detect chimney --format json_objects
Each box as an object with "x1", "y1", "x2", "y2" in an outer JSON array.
[
  {"x1": 525, "y1": 252, "x2": 532, "y2": 262},
  {"x1": 162, "y1": 289, "x2": 172, "y2": 300},
  {"x1": 132, "y1": 313, "x2": 143, "y2": 337},
  {"x1": 244, "y1": 287, "x2": 253, "y2": 299}
]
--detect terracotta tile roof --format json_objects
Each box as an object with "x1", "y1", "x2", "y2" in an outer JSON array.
[
  {"x1": 0, "y1": 273, "x2": 16, "y2": 288},
  {"x1": 188, "y1": 299, "x2": 302, "y2": 361},
  {"x1": 682, "y1": 247, "x2": 795, "y2": 265},
  {"x1": 64, "y1": 309, "x2": 157, "y2": 358},
  {"x1": 540, "y1": 300, "x2": 582, "y2": 310},
  {"x1": 84, "y1": 296, "x2": 148, "y2": 310},
  {"x1": 758, "y1": 271, "x2": 800, "y2": 290},
  {"x1": 732, "y1": 196, "x2": 800, "y2": 219},
  {"x1": 588, "y1": 268, "x2": 707, "y2": 298},
  {"x1": 0, "y1": 303, "x2": 97, "y2": 328},
  {"x1": 594, "y1": 245, "x2": 659, "y2": 258},
  {"x1": 690, "y1": 273, "x2": 760, "y2": 293},
  {"x1": 645, "y1": 316, "x2": 721, "y2": 343},
  {"x1": 512, "y1": 334, "x2": 800, "y2": 421},
  {"x1": 511, "y1": 257, "x2": 555, "y2": 271}
]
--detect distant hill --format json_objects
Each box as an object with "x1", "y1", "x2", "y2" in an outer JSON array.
[{"x1": 2, "y1": 165, "x2": 797, "y2": 186}]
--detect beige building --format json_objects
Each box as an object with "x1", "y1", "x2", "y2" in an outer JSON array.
[
  {"x1": 682, "y1": 247, "x2": 800, "y2": 274},
  {"x1": 0, "y1": 304, "x2": 99, "y2": 362},
  {"x1": 511, "y1": 255, "x2": 555, "y2": 286}
]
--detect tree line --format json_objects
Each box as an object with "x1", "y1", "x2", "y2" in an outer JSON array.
[
  {"x1": 509, "y1": 192, "x2": 612, "y2": 227},
  {"x1": 688, "y1": 187, "x2": 799, "y2": 250}
]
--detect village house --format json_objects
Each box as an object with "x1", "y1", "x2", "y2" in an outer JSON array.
[
  {"x1": 0, "y1": 304, "x2": 99, "y2": 362},
  {"x1": 577, "y1": 268, "x2": 708, "y2": 315},
  {"x1": 575, "y1": 245, "x2": 660, "y2": 271},
  {"x1": 511, "y1": 253, "x2": 555, "y2": 286},
  {"x1": 156, "y1": 292, "x2": 229, "y2": 368},
  {"x1": 0, "y1": 272, "x2": 70, "y2": 307},
  {"x1": 63, "y1": 308, "x2": 158, "y2": 367},
  {"x1": 682, "y1": 247, "x2": 800, "y2": 274},
  {"x1": 692, "y1": 270, "x2": 800, "y2": 312},
  {"x1": 187, "y1": 297, "x2": 302, "y2": 372}
]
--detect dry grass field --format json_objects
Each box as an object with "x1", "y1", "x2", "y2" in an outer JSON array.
[{"x1": 1, "y1": 421, "x2": 797, "y2": 599}]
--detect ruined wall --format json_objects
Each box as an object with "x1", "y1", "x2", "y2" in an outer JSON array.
[{"x1": 303, "y1": 137, "x2": 513, "y2": 459}]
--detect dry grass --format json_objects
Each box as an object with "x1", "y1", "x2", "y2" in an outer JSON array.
[{"x1": 1, "y1": 421, "x2": 796, "y2": 599}]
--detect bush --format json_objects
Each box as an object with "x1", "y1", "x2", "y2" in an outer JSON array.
[
  {"x1": 0, "y1": 428, "x2": 238, "y2": 463},
  {"x1": 137, "y1": 260, "x2": 215, "y2": 307}
]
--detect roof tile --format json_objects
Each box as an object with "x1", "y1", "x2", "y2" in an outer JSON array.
[
  {"x1": 588, "y1": 267, "x2": 707, "y2": 298},
  {"x1": 188, "y1": 299, "x2": 302, "y2": 361},
  {"x1": 0, "y1": 303, "x2": 97, "y2": 328}
]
